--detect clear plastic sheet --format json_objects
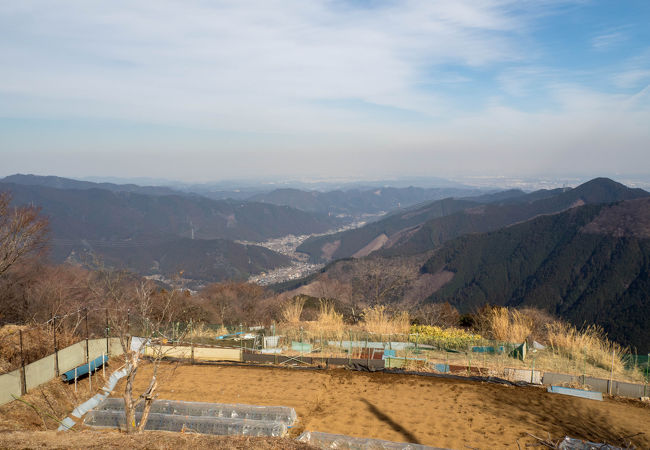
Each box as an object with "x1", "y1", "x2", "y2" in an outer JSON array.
[
  {"x1": 296, "y1": 431, "x2": 448, "y2": 449},
  {"x1": 95, "y1": 398, "x2": 297, "y2": 426},
  {"x1": 84, "y1": 410, "x2": 287, "y2": 437},
  {"x1": 557, "y1": 437, "x2": 623, "y2": 450}
]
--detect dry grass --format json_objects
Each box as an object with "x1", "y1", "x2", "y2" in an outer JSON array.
[
  {"x1": 486, "y1": 307, "x2": 532, "y2": 343},
  {"x1": 546, "y1": 322, "x2": 628, "y2": 374},
  {"x1": 361, "y1": 306, "x2": 410, "y2": 335},
  {"x1": 311, "y1": 300, "x2": 344, "y2": 337},
  {"x1": 281, "y1": 297, "x2": 305, "y2": 324},
  {"x1": 185, "y1": 323, "x2": 228, "y2": 341},
  {"x1": 0, "y1": 324, "x2": 77, "y2": 373}
]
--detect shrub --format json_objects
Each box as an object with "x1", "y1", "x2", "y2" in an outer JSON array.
[
  {"x1": 314, "y1": 300, "x2": 344, "y2": 335},
  {"x1": 410, "y1": 324, "x2": 483, "y2": 348},
  {"x1": 361, "y1": 305, "x2": 410, "y2": 335},
  {"x1": 486, "y1": 307, "x2": 532, "y2": 343},
  {"x1": 281, "y1": 296, "x2": 305, "y2": 323}
]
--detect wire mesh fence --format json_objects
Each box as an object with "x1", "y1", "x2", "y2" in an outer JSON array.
[
  {"x1": 0, "y1": 307, "x2": 115, "y2": 375},
  {"x1": 191, "y1": 322, "x2": 650, "y2": 386}
]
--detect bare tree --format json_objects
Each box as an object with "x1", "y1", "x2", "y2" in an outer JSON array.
[
  {"x1": 0, "y1": 192, "x2": 48, "y2": 277},
  {"x1": 90, "y1": 268, "x2": 190, "y2": 433},
  {"x1": 351, "y1": 257, "x2": 416, "y2": 307}
]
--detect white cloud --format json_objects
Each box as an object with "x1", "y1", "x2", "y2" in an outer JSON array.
[
  {"x1": 0, "y1": 0, "x2": 648, "y2": 180},
  {"x1": 613, "y1": 69, "x2": 650, "y2": 89},
  {"x1": 592, "y1": 32, "x2": 627, "y2": 50}
]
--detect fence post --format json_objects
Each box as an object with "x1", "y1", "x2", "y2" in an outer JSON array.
[
  {"x1": 105, "y1": 308, "x2": 109, "y2": 357},
  {"x1": 300, "y1": 327, "x2": 304, "y2": 362},
  {"x1": 609, "y1": 349, "x2": 615, "y2": 395},
  {"x1": 366, "y1": 336, "x2": 369, "y2": 367},
  {"x1": 53, "y1": 315, "x2": 59, "y2": 377},
  {"x1": 531, "y1": 356, "x2": 536, "y2": 384},
  {"x1": 19, "y1": 330, "x2": 27, "y2": 395},
  {"x1": 582, "y1": 346, "x2": 586, "y2": 388},
  {"x1": 348, "y1": 330, "x2": 352, "y2": 364},
  {"x1": 190, "y1": 321, "x2": 195, "y2": 365},
  {"x1": 273, "y1": 322, "x2": 278, "y2": 365},
  {"x1": 84, "y1": 307, "x2": 89, "y2": 364}
]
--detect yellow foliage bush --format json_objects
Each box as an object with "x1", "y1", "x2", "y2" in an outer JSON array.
[{"x1": 410, "y1": 324, "x2": 483, "y2": 348}]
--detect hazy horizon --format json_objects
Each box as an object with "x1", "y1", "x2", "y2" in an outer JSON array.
[{"x1": 2, "y1": 1, "x2": 649, "y2": 181}]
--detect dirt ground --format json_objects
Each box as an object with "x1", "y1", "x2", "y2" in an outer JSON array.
[
  {"x1": 112, "y1": 362, "x2": 650, "y2": 449},
  {"x1": 0, "y1": 430, "x2": 313, "y2": 449}
]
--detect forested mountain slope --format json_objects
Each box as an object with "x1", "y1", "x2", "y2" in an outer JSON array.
[
  {"x1": 1, "y1": 183, "x2": 339, "y2": 243},
  {"x1": 422, "y1": 198, "x2": 650, "y2": 351}
]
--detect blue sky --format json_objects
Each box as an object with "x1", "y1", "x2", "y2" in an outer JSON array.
[{"x1": 1, "y1": 1, "x2": 649, "y2": 182}]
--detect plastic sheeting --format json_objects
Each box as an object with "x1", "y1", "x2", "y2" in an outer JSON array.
[
  {"x1": 57, "y1": 367, "x2": 128, "y2": 431},
  {"x1": 557, "y1": 436, "x2": 623, "y2": 450},
  {"x1": 94, "y1": 398, "x2": 297, "y2": 426},
  {"x1": 83, "y1": 410, "x2": 287, "y2": 437},
  {"x1": 547, "y1": 386, "x2": 603, "y2": 401},
  {"x1": 296, "y1": 431, "x2": 448, "y2": 449}
]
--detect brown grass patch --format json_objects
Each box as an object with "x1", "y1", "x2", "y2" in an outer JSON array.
[
  {"x1": 486, "y1": 307, "x2": 532, "y2": 343},
  {"x1": 546, "y1": 322, "x2": 628, "y2": 374},
  {"x1": 361, "y1": 306, "x2": 410, "y2": 335},
  {"x1": 281, "y1": 297, "x2": 305, "y2": 324}
]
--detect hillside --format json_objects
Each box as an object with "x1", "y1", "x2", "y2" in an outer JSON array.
[
  {"x1": 421, "y1": 198, "x2": 650, "y2": 352},
  {"x1": 297, "y1": 178, "x2": 648, "y2": 262},
  {"x1": 388, "y1": 178, "x2": 648, "y2": 257},
  {"x1": 66, "y1": 237, "x2": 290, "y2": 283},
  {"x1": 297, "y1": 197, "x2": 481, "y2": 261},
  {"x1": 249, "y1": 186, "x2": 484, "y2": 216},
  {"x1": 0, "y1": 181, "x2": 341, "y2": 285},
  {"x1": 1, "y1": 174, "x2": 183, "y2": 197},
  {"x1": 1, "y1": 183, "x2": 340, "y2": 243}
]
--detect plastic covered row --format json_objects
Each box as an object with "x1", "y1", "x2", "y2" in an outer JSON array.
[
  {"x1": 94, "y1": 398, "x2": 297, "y2": 426},
  {"x1": 296, "y1": 431, "x2": 448, "y2": 449},
  {"x1": 84, "y1": 410, "x2": 287, "y2": 437}
]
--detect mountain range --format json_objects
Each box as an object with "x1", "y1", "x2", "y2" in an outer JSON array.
[
  {"x1": 247, "y1": 186, "x2": 485, "y2": 216},
  {"x1": 297, "y1": 178, "x2": 649, "y2": 262},
  {"x1": 0, "y1": 176, "x2": 341, "y2": 284}
]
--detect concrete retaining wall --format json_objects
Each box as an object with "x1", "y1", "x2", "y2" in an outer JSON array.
[
  {"x1": 193, "y1": 347, "x2": 241, "y2": 361},
  {"x1": 109, "y1": 337, "x2": 124, "y2": 356},
  {"x1": 88, "y1": 338, "x2": 108, "y2": 360},
  {"x1": 0, "y1": 337, "x2": 125, "y2": 407},
  {"x1": 144, "y1": 344, "x2": 242, "y2": 362},
  {"x1": 542, "y1": 372, "x2": 578, "y2": 386},
  {"x1": 24, "y1": 354, "x2": 56, "y2": 391},
  {"x1": 543, "y1": 372, "x2": 648, "y2": 398},
  {"x1": 58, "y1": 341, "x2": 87, "y2": 374},
  {"x1": 0, "y1": 369, "x2": 22, "y2": 405},
  {"x1": 504, "y1": 368, "x2": 542, "y2": 384}
]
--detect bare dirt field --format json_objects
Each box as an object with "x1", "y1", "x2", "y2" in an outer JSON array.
[{"x1": 112, "y1": 362, "x2": 650, "y2": 449}]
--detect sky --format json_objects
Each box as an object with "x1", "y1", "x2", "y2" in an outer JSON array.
[{"x1": 1, "y1": 1, "x2": 649, "y2": 183}]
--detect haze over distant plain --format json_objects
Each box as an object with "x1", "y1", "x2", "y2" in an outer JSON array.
[{"x1": 1, "y1": 1, "x2": 649, "y2": 182}]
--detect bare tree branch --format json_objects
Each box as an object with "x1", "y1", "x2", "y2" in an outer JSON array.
[{"x1": 0, "y1": 192, "x2": 48, "y2": 277}]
